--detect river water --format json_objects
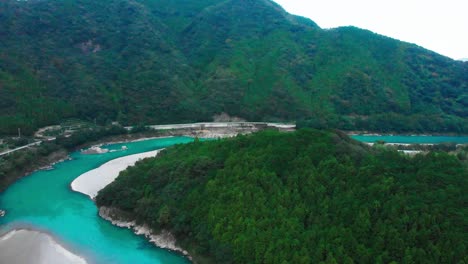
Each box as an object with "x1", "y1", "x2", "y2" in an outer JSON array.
[{"x1": 0, "y1": 137, "x2": 193, "y2": 264}]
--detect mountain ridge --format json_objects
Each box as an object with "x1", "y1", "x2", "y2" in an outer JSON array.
[{"x1": 0, "y1": 0, "x2": 466, "y2": 135}]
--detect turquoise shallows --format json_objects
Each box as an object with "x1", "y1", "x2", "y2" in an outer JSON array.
[
  {"x1": 350, "y1": 135, "x2": 468, "y2": 144},
  {"x1": 0, "y1": 137, "x2": 194, "y2": 264}
]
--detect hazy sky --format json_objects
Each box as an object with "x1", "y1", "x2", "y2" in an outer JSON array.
[{"x1": 272, "y1": 0, "x2": 468, "y2": 60}]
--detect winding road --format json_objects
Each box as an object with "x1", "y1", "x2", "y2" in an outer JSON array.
[{"x1": 0, "y1": 141, "x2": 42, "y2": 157}]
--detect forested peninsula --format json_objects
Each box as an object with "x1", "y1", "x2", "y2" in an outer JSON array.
[{"x1": 96, "y1": 129, "x2": 467, "y2": 263}]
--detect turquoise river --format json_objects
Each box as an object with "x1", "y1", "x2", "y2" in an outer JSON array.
[
  {"x1": 0, "y1": 137, "x2": 194, "y2": 264},
  {"x1": 350, "y1": 135, "x2": 468, "y2": 144},
  {"x1": 0, "y1": 135, "x2": 467, "y2": 263}
]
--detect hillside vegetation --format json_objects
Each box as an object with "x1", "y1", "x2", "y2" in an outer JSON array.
[
  {"x1": 0, "y1": 0, "x2": 467, "y2": 135},
  {"x1": 0, "y1": 125, "x2": 129, "y2": 192},
  {"x1": 97, "y1": 129, "x2": 467, "y2": 263}
]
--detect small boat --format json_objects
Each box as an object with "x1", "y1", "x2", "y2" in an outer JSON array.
[{"x1": 0, "y1": 210, "x2": 5, "y2": 217}]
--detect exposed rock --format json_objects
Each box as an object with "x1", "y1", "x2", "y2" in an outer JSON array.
[{"x1": 98, "y1": 206, "x2": 192, "y2": 261}]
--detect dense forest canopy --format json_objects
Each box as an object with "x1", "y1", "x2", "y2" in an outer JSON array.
[
  {"x1": 97, "y1": 129, "x2": 468, "y2": 263},
  {"x1": 0, "y1": 0, "x2": 467, "y2": 135}
]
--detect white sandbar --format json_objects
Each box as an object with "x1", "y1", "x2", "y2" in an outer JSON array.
[
  {"x1": 0, "y1": 229, "x2": 87, "y2": 264},
  {"x1": 71, "y1": 149, "x2": 162, "y2": 199}
]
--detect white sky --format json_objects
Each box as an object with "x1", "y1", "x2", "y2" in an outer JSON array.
[{"x1": 272, "y1": 0, "x2": 468, "y2": 60}]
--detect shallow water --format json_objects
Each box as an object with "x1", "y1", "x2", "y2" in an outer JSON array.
[
  {"x1": 0, "y1": 137, "x2": 194, "y2": 264},
  {"x1": 351, "y1": 135, "x2": 468, "y2": 144}
]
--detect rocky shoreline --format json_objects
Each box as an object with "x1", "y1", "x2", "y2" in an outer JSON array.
[
  {"x1": 35, "y1": 155, "x2": 72, "y2": 172},
  {"x1": 99, "y1": 206, "x2": 193, "y2": 262}
]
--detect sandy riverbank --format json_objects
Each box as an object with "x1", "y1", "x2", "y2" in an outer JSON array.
[
  {"x1": 71, "y1": 149, "x2": 162, "y2": 199},
  {"x1": 0, "y1": 229, "x2": 87, "y2": 264}
]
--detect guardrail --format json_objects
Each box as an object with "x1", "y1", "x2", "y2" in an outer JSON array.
[
  {"x1": 125, "y1": 122, "x2": 296, "y2": 131},
  {"x1": 0, "y1": 141, "x2": 42, "y2": 157}
]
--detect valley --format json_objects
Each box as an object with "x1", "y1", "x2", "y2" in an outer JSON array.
[{"x1": 0, "y1": 0, "x2": 466, "y2": 263}]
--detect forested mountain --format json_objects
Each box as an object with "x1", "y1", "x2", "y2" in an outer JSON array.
[
  {"x1": 1, "y1": 0, "x2": 467, "y2": 135},
  {"x1": 96, "y1": 129, "x2": 468, "y2": 263}
]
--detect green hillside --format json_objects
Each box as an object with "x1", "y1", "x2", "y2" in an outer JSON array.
[
  {"x1": 96, "y1": 129, "x2": 467, "y2": 263},
  {"x1": 0, "y1": 0, "x2": 467, "y2": 135}
]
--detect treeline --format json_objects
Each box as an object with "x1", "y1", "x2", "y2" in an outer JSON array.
[
  {"x1": 297, "y1": 113, "x2": 468, "y2": 134},
  {"x1": 96, "y1": 129, "x2": 467, "y2": 263}
]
